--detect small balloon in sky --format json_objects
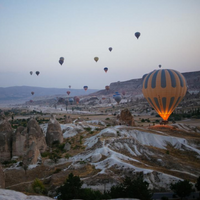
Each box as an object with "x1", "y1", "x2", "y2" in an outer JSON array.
[
  {"x1": 135, "y1": 32, "x2": 141, "y2": 39},
  {"x1": 94, "y1": 57, "x2": 99, "y2": 62},
  {"x1": 59, "y1": 57, "x2": 64, "y2": 65},
  {"x1": 108, "y1": 47, "x2": 112, "y2": 52},
  {"x1": 104, "y1": 67, "x2": 108, "y2": 73}
]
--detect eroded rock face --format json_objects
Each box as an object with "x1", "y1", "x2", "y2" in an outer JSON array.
[
  {"x1": 0, "y1": 120, "x2": 13, "y2": 162},
  {"x1": 11, "y1": 118, "x2": 46, "y2": 165},
  {"x1": 12, "y1": 126, "x2": 26, "y2": 157},
  {"x1": 64, "y1": 115, "x2": 72, "y2": 124},
  {"x1": 22, "y1": 142, "x2": 40, "y2": 166},
  {"x1": 26, "y1": 118, "x2": 47, "y2": 153},
  {"x1": 0, "y1": 165, "x2": 5, "y2": 189},
  {"x1": 46, "y1": 115, "x2": 63, "y2": 146},
  {"x1": 118, "y1": 108, "x2": 135, "y2": 126}
]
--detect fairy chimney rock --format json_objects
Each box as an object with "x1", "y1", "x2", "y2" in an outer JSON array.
[
  {"x1": 0, "y1": 120, "x2": 13, "y2": 162},
  {"x1": 46, "y1": 115, "x2": 63, "y2": 146},
  {"x1": 118, "y1": 108, "x2": 135, "y2": 126}
]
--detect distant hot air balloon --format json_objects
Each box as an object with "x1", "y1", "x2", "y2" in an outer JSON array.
[
  {"x1": 30, "y1": 71, "x2": 33, "y2": 75},
  {"x1": 74, "y1": 96, "x2": 80, "y2": 104},
  {"x1": 83, "y1": 86, "x2": 88, "y2": 91},
  {"x1": 105, "y1": 85, "x2": 110, "y2": 90},
  {"x1": 113, "y1": 94, "x2": 122, "y2": 104},
  {"x1": 135, "y1": 32, "x2": 141, "y2": 39},
  {"x1": 142, "y1": 69, "x2": 187, "y2": 123},
  {"x1": 159, "y1": 65, "x2": 162, "y2": 68},
  {"x1": 31, "y1": 92, "x2": 34, "y2": 95},
  {"x1": 108, "y1": 47, "x2": 112, "y2": 52},
  {"x1": 67, "y1": 91, "x2": 70, "y2": 95},
  {"x1": 94, "y1": 57, "x2": 99, "y2": 62},
  {"x1": 36, "y1": 71, "x2": 40, "y2": 76},
  {"x1": 122, "y1": 90, "x2": 126, "y2": 95},
  {"x1": 104, "y1": 67, "x2": 108, "y2": 73},
  {"x1": 59, "y1": 57, "x2": 64, "y2": 65},
  {"x1": 69, "y1": 85, "x2": 71, "y2": 89}
]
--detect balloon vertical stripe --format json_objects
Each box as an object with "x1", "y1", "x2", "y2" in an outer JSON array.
[
  {"x1": 152, "y1": 70, "x2": 159, "y2": 88},
  {"x1": 161, "y1": 70, "x2": 166, "y2": 88}
]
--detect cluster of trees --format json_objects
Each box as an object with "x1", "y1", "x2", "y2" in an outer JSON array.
[
  {"x1": 56, "y1": 173, "x2": 200, "y2": 200},
  {"x1": 56, "y1": 173, "x2": 152, "y2": 200}
]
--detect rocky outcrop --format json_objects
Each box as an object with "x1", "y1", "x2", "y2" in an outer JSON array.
[
  {"x1": 0, "y1": 120, "x2": 13, "y2": 162},
  {"x1": 12, "y1": 118, "x2": 47, "y2": 165},
  {"x1": 12, "y1": 126, "x2": 26, "y2": 157},
  {"x1": 22, "y1": 142, "x2": 40, "y2": 166},
  {"x1": 26, "y1": 118, "x2": 47, "y2": 152},
  {"x1": 0, "y1": 189, "x2": 54, "y2": 200},
  {"x1": 46, "y1": 115, "x2": 63, "y2": 146},
  {"x1": 117, "y1": 108, "x2": 135, "y2": 126},
  {"x1": 64, "y1": 115, "x2": 72, "y2": 124},
  {"x1": 0, "y1": 165, "x2": 5, "y2": 189}
]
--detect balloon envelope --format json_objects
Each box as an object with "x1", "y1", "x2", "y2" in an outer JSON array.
[
  {"x1": 135, "y1": 32, "x2": 141, "y2": 39},
  {"x1": 83, "y1": 86, "x2": 88, "y2": 91},
  {"x1": 31, "y1": 92, "x2": 34, "y2": 95},
  {"x1": 109, "y1": 47, "x2": 112, "y2": 52},
  {"x1": 142, "y1": 69, "x2": 187, "y2": 121},
  {"x1": 30, "y1": 71, "x2": 33, "y2": 75},
  {"x1": 105, "y1": 86, "x2": 110, "y2": 90},
  {"x1": 67, "y1": 91, "x2": 70, "y2": 95},
  {"x1": 94, "y1": 57, "x2": 99, "y2": 62},
  {"x1": 113, "y1": 94, "x2": 122, "y2": 104},
  {"x1": 104, "y1": 67, "x2": 108, "y2": 73},
  {"x1": 36, "y1": 71, "x2": 40, "y2": 76}
]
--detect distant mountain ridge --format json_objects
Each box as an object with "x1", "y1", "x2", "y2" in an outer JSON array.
[
  {"x1": 93, "y1": 70, "x2": 200, "y2": 96},
  {"x1": 0, "y1": 86, "x2": 98, "y2": 104}
]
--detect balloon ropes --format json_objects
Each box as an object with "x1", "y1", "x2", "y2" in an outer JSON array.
[{"x1": 142, "y1": 69, "x2": 187, "y2": 123}]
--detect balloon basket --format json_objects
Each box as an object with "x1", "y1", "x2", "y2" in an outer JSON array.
[{"x1": 160, "y1": 120, "x2": 168, "y2": 125}]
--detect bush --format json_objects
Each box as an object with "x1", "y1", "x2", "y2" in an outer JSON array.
[{"x1": 32, "y1": 178, "x2": 45, "y2": 194}]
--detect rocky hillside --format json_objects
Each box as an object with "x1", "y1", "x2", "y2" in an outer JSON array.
[
  {"x1": 93, "y1": 70, "x2": 200, "y2": 96},
  {"x1": 1, "y1": 110, "x2": 200, "y2": 197}
]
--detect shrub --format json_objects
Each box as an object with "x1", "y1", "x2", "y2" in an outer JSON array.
[{"x1": 32, "y1": 178, "x2": 45, "y2": 194}]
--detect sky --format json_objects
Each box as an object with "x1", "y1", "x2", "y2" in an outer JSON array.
[{"x1": 0, "y1": 0, "x2": 200, "y2": 89}]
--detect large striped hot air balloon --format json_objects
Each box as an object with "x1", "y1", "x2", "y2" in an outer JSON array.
[{"x1": 142, "y1": 69, "x2": 187, "y2": 123}]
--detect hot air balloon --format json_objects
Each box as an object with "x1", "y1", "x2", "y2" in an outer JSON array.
[
  {"x1": 67, "y1": 91, "x2": 70, "y2": 95},
  {"x1": 74, "y1": 96, "x2": 80, "y2": 104},
  {"x1": 135, "y1": 32, "x2": 141, "y2": 39},
  {"x1": 142, "y1": 69, "x2": 187, "y2": 123},
  {"x1": 69, "y1": 85, "x2": 71, "y2": 89},
  {"x1": 36, "y1": 71, "x2": 40, "y2": 76},
  {"x1": 105, "y1": 86, "x2": 110, "y2": 90},
  {"x1": 104, "y1": 67, "x2": 108, "y2": 73},
  {"x1": 59, "y1": 57, "x2": 64, "y2": 65},
  {"x1": 31, "y1": 91, "x2": 34, "y2": 95},
  {"x1": 94, "y1": 57, "x2": 99, "y2": 62},
  {"x1": 113, "y1": 94, "x2": 122, "y2": 104},
  {"x1": 122, "y1": 90, "x2": 126, "y2": 95},
  {"x1": 83, "y1": 86, "x2": 88, "y2": 91},
  {"x1": 159, "y1": 65, "x2": 162, "y2": 68},
  {"x1": 109, "y1": 47, "x2": 112, "y2": 52},
  {"x1": 30, "y1": 71, "x2": 33, "y2": 75}
]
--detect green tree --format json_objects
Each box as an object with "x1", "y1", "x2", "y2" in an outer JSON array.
[
  {"x1": 195, "y1": 176, "x2": 200, "y2": 198},
  {"x1": 108, "y1": 175, "x2": 152, "y2": 200},
  {"x1": 56, "y1": 173, "x2": 83, "y2": 200},
  {"x1": 170, "y1": 180, "x2": 194, "y2": 200},
  {"x1": 32, "y1": 178, "x2": 45, "y2": 194}
]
